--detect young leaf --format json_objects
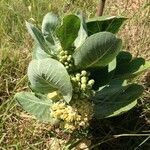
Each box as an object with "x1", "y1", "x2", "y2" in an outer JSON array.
[
  {"x1": 86, "y1": 16, "x2": 127, "y2": 35},
  {"x1": 27, "y1": 58, "x2": 72, "y2": 103},
  {"x1": 56, "y1": 15, "x2": 80, "y2": 51},
  {"x1": 26, "y1": 21, "x2": 50, "y2": 54},
  {"x1": 42, "y1": 12, "x2": 59, "y2": 35},
  {"x1": 15, "y1": 92, "x2": 55, "y2": 123},
  {"x1": 73, "y1": 32, "x2": 122, "y2": 69},
  {"x1": 42, "y1": 12, "x2": 61, "y2": 55},
  {"x1": 74, "y1": 12, "x2": 88, "y2": 48},
  {"x1": 93, "y1": 84, "x2": 144, "y2": 119}
]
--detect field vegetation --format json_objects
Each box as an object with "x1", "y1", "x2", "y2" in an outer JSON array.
[{"x1": 0, "y1": 0, "x2": 150, "y2": 149}]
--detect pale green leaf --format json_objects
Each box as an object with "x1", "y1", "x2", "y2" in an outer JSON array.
[
  {"x1": 32, "y1": 44, "x2": 51, "y2": 59},
  {"x1": 26, "y1": 21, "x2": 50, "y2": 54},
  {"x1": 15, "y1": 92, "x2": 55, "y2": 123},
  {"x1": 27, "y1": 58, "x2": 72, "y2": 103},
  {"x1": 42, "y1": 12, "x2": 61, "y2": 55},
  {"x1": 42, "y1": 12, "x2": 59, "y2": 35}
]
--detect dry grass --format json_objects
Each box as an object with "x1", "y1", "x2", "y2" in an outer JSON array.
[
  {"x1": 105, "y1": 0, "x2": 150, "y2": 59},
  {"x1": 0, "y1": 0, "x2": 150, "y2": 149}
]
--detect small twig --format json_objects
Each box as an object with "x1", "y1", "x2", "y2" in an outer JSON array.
[
  {"x1": 96, "y1": 0, "x2": 106, "y2": 16},
  {"x1": 89, "y1": 137, "x2": 114, "y2": 150},
  {"x1": 113, "y1": 133, "x2": 150, "y2": 138},
  {"x1": 89, "y1": 133, "x2": 150, "y2": 149},
  {"x1": 134, "y1": 136, "x2": 150, "y2": 150}
]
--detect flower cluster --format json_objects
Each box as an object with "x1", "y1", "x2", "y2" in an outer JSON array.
[
  {"x1": 58, "y1": 50, "x2": 74, "y2": 71},
  {"x1": 71, "y1": 70, "x2": 95, "y2": 100},
  {"x1": 51, "y1": 99, "x2": 93, "y2": 132}
]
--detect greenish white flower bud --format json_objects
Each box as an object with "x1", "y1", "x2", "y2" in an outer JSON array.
[
  {"x1": 65, "y1": 62, "x2": 69, "y2": 65},
  {"x1": 81, "y1": 77, "x2": 87, "y2": 84},
  {"x1": 60, "y1": 51, "x2": 65, "y2": 56},
  {"x1": 76, "y1": 73, "x2": 81, "y2": 78},
  {"x1": 88, "y1": 79, "x2": 95, "y2": 86},
  {"x1": 71, "y1": 77, "x2": 76, "y2": 82},
  {"x1": 62, "y1": 56, "x2": 66, "y2": 60},
  {"x1": 81, "y1": 70, "x2": 87, "y2": 76},
  {"x1": 67, "y1": 55, "x2": 72, "y2": 61},
  {"x1": 59, "y1": 58, "x2": 63, "y2": 62},
  {"x1": 65, "y1": 66, "x2": 69, "y2": 69},
  {"x1": 81, "y1": 84, "x2": 86, "y2": 90},
  {"x1": 69, "y1": 64, "x2": 73, "y2": 67},
  {"x1": 64, "y1": 51, "x2": 68, "y2": 55},
  {"x1": 78, "y1": 82, "x2": 81, "y2": 86},
  {"x1": 76, "y1": 76, "x2": 80, "y2": 81}
]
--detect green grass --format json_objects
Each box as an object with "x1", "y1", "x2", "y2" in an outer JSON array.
[{"x1": 0, "y1": 0, "x2": 150, "y2": 149}]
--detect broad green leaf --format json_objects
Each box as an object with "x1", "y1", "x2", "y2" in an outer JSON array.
[
  {"x1": 74, "y1": 12, "x2": 88, "y2": 48},
  {"x1": 32, "y1": 44, "x2": 51, "y2": 59},
  {"x1": 26, "y1": 21, "x2": 50, "y2": 54},
  {"x1": 56, "y1": 15, "x2": 80, "y2": 51},
  {"x1": 86, "y1": 16, "x2": 127, "y2": 35},
  {"x1": 73, "y1": 32, "x2": 122, "y2": 69},
  {"x1": 27, "y1": 58, "x2": 72, "y2": 103},
  {"x1": 115, "y1": 51, "x2": 150, "y2": 79},
  {"x1": 42, "y1": 12, "x2": 61, "y2": 55},
  {"x1": 15, "y1": 92, "x2": 55, "y2": 123},
  {"x1": 93, "y1": 84, "x2": 144, "y2": 119}
]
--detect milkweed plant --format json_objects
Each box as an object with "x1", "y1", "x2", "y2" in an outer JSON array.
[{"x1": 15, "y1": 12, "x2": 150, "y2": 134}]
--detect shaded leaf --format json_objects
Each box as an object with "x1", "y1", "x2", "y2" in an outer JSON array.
[
  {"x1": 73, "y1": 32, "x2": 122, "y2": 69},
  {"x1": 27, "y1": 58, "x2": 72, "y2": 103},
  {"x1": 115, "y1": 51, "x2": 150, "y2": 79},
  {"x1": 93, "y1": 84, "x2": 144, "y2": 119},
  {"x1": 56, "y1": 15, "x2": 80, "y2": 51},
  {"x1": 86, "y1": 16, "x2": 127, "y2": 35},
  {"x1": 88, "y1": 67, "x2": 110, "y2": 90}
]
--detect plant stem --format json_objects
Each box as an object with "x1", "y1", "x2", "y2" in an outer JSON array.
[{"x1": 96, "y1": 0, "x2": 106, "y2": 16}]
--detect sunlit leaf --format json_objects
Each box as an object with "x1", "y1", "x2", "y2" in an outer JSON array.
[
  {"x1": 27, "y1": 58, "x2": 72, "y2": 103},
  {"x1": 73, "y1": 32, "x2": 122, "y2": 69},
  {"x1": 15, "y1": 92, "x2": 56, "y2": 123}
]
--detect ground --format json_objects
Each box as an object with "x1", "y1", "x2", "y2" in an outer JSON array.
[{"x1": 0, "y1": 0, "x2": 150, "y2": 149}]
